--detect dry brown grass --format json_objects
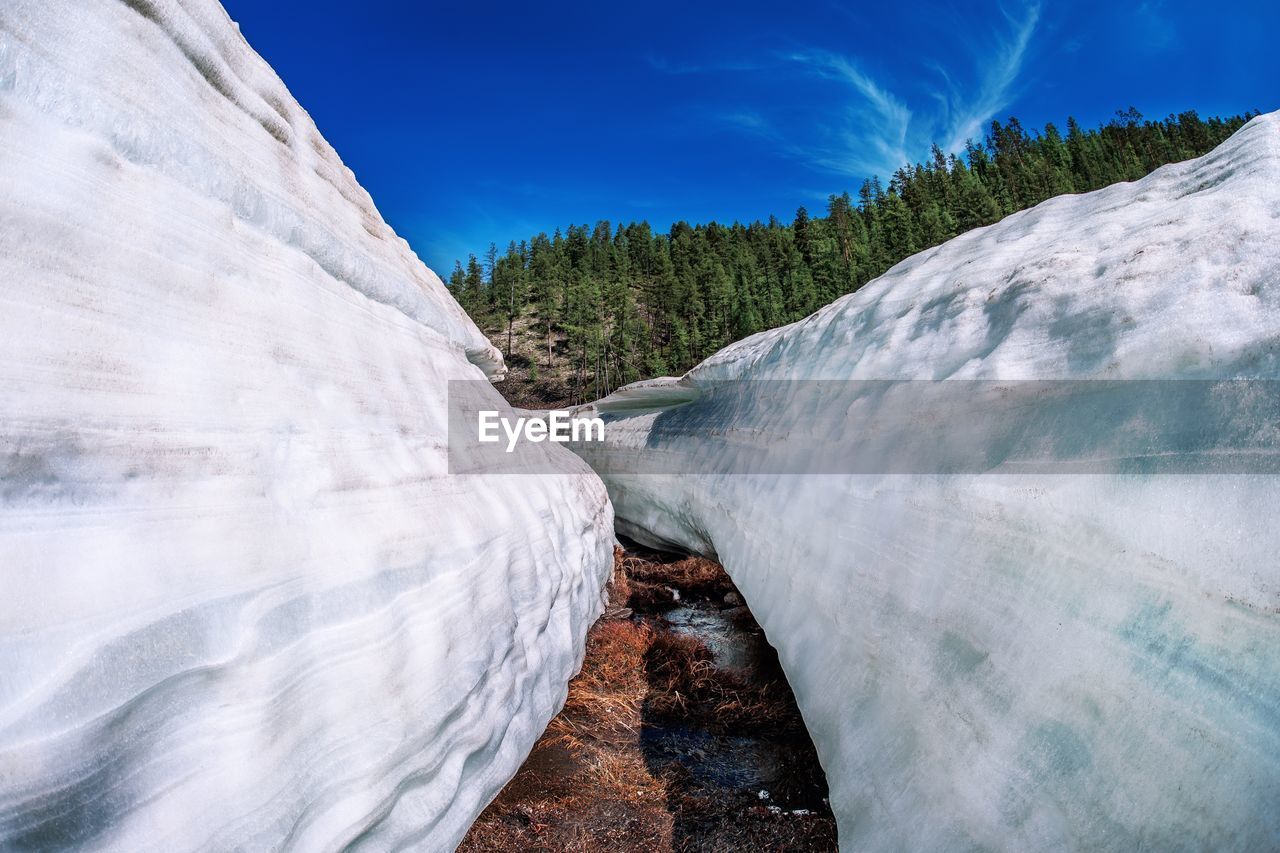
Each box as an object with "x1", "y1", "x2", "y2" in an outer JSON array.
[
  {"x1": 556, "y1": 619, "x2": 652, "y2": 729},
  {"x1": 607, "y1": 546, "x2": 633, "y2": 605},
  {"x1": 459, "y1": 545, "x2": 834, "y2": 852},
  {"x1": 624, "y1": 554, "x2": 731, "y2": 600},
  {"x1": 645, "y1": 631, "x2": 715, "y2": 693},
  {"x1": 641, "y1": 630, "x2": 796, "y2": 732},
  {"x1": 626, "y1": 579, "x2": 680, "y2": 612},
  {"x1": 459, "y1": 550, "x2": 673, "y2": 852}
]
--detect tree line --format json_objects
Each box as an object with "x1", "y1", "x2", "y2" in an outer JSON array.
[{"x1": 449, "y1": 108, "x2": 1256, "y2": 402}]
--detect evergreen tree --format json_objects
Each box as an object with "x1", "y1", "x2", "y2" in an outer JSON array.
[{"x1": 448, "y1": 108, "x2": 1254, "y2": 400}]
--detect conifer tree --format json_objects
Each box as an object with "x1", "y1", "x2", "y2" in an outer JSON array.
[{"x1": 448, "y1": 108, "x2": 1254, "y2": 399}]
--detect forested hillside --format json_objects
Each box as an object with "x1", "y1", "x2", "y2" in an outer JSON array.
[{"x1": 450, "y1": 108, "x2": 1255, "y2": 405}]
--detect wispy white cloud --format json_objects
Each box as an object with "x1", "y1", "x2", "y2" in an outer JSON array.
[
  {"x1": 781, "y1": 50, "x2": 915, "y2": 176},
  {"x1": 707, "y1": 1, "x2": 1041, "y2": 180},
  {"x1": 719, "y1": 110, "x2": 772, "y2": 132},
  {"x1": 940, "y1": 2, "x2": 1041, "y2": 152}
]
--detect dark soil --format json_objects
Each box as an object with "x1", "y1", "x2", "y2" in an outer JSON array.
[
  {"x1": 482, "y1": 313, "x2": 581, "y2": 409},
  {"x1": 457, "y1": 543, "x2": 837, "y2": 852}
]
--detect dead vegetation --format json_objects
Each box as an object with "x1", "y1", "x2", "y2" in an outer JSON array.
[
  {"x1": 642, "y1": 630, "x2": 796, "y2": 735},
  {"x1": 457, "y1": 545, "x2": 836, "y2": 852},
  {"x1": 622, "y1": 553, "x2": 732, "y2": 612}
]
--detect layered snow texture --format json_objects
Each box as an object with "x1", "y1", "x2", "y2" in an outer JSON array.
[
  {"x1": 575, "y1": 114, "x2": 1280, "y2": 850},
  {"x1": 0, "y1": 2, "x2": 613, "y2": 850}
]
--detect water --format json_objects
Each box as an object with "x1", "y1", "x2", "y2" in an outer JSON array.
[
  {"x1": 640, "y1": 725, "x2": 793, "y2": 790},
  {"x1": 661, "y1": 604, "x2": 758, "y2": 671}
]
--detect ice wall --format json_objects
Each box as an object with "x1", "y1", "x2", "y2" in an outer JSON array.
[
  {"x1": 574, "y1": 113, "x2": 1280, "y2": 850},
  {"x1": 0, "y1": 1, "x2": 612, "y2": 850}
]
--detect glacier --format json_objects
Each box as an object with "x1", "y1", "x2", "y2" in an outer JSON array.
[
  {"x1": 0, "y1": 1, "x2": 612, "y2": 850},
  {"x1": 571, "y1": 113, "x2": 1280, "y2": 850}
]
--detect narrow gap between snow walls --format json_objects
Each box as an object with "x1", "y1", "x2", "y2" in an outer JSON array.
[{"x1": 458, "y1": 540, "x2": 837, "y2": 851}]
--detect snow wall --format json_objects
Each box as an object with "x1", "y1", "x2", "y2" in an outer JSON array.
[
  {"x1": 572, "y1": 113, "x2": 1280, "y2": 851},
  {"x1": 0, "y1": 1, "x2": 613, "y2": 850}
]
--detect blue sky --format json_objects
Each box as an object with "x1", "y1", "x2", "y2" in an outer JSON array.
[{"x1": 222, "y1": 0, "x2": 1276, "y2": 274}]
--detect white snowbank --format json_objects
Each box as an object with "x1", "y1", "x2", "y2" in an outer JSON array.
[
  {"x1": 0, "y1": 2, "x2": 612, "y2": 850},
  {"x1": 575, "y1": 114, "x2": 1280, "y2": 850}
]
